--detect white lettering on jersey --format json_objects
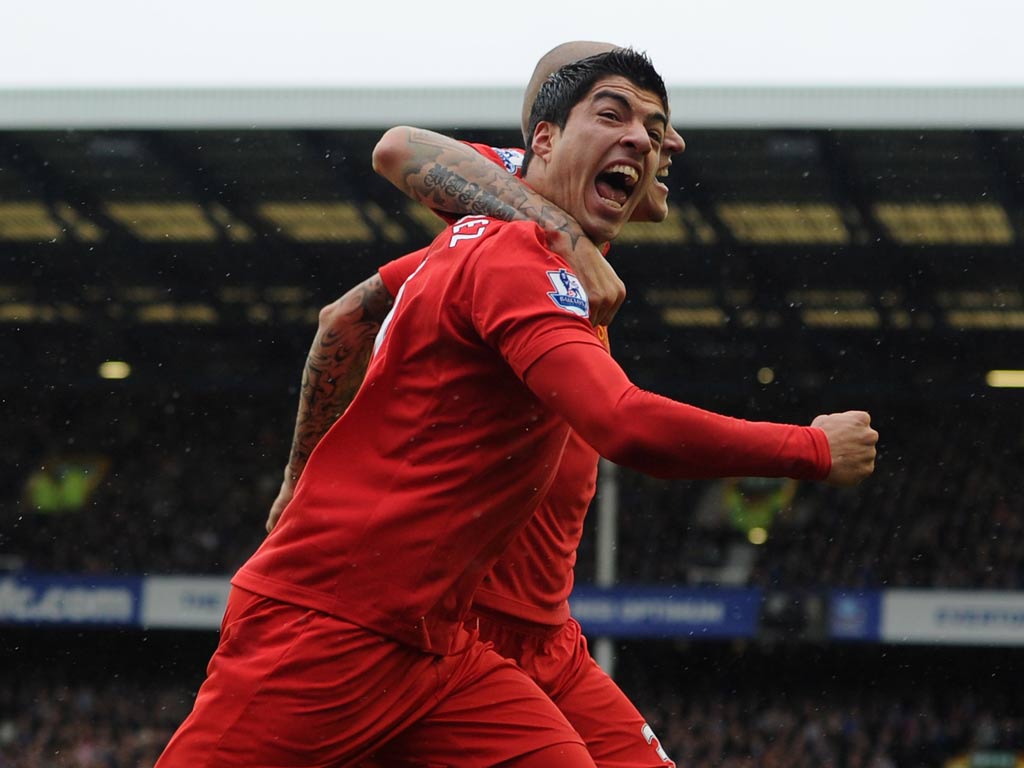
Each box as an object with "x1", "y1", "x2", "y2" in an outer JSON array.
[
  {"x1": 545, "y1": 268, "x2": 590, "y2": 318},
  {"x1": 449, "y1": 217, "x2": 490, "y2": 247},
  {"x1": 642, "y1": 723, "x2": 674, "y2": 766},
  {"x1": 373, "y1": 257, "x2": 429, "y2": 357}
]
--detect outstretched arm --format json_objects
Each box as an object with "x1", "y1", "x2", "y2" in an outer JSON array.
[
  {"x1": 524, "y1": 343, "x2": 878, "y2": 486},
  {"x1": 373, "y1": 126, "x2": 625, "y2": 327},
  {"x1": 267, "y1": 273, "x2": 395, "y2": 532}
]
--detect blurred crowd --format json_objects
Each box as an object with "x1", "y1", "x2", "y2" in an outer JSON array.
[
  {"x1": 3, "y1": 392, "x2": 1020, "y2": 590},
  {"x1": 3, "y1": 658, "x2": 1021, "y2": 768},
  {"x1": 642, "y1": 688, "x2": 1024, "y2": 768},
  {"x1": 2, "y1": 392, "x2": 1021, "y2": 767},
  {"x1": 607, "y1": 400, "x2": 1024, "y2": 590},
  {"x1": 1, "y1": 393, "x2": 284, "y2": 576},
  {"x1": 0, "y1": 679, "x2": 186, "y2": 768}
]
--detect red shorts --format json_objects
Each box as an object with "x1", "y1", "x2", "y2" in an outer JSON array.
[
  {"x1": 474, "y1": 609, "x2": 676, "y2": 768},
  {"x1": 155, "y1": 587, "x2": 591, "y2": 768}
]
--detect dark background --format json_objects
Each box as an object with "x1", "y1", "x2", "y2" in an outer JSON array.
[{"x1": 1, "y1": 127, "x2": 1022, "y2": 766}]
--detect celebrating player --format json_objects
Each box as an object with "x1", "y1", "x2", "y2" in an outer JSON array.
[
  {"x1": 158, "y1": 49, "x2": 876, "y2": 768},
  {"x1": 364, "y1": 46, "x2": 871, "y2": 766}
]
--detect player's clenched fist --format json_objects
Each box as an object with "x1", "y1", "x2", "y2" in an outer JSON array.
[
  {"x1": 811, "y1": 411, "x2": 879, "y2": 487},
  {"x1": 545, "y1": 229, "x2": 626, "y2": 328}
]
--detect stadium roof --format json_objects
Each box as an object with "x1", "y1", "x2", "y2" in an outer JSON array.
[
  {"x1": 3, "y1": 86, "x2": 1024, "y2": 130},
  {"x1": 5, "y1": 0, "x2": 1024, "y2": 129}
]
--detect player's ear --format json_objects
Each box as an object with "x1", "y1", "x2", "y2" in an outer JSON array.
[{"x1": 531, "y1": 121, "x2": 557, "y2": 163}]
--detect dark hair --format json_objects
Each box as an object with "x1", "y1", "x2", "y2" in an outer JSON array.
[{"x1": 522, "y1": 47, "x2": 668, "y2": 173}]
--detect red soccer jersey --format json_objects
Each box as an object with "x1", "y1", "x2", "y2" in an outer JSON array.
[
  {"x1": 439, "y1": 143, "x2": 603, "y2": 624},
  {"x1": 413, "y1": 141, "x2": 600, "y2": 623},
  {"x1": 234, "y1": 217, "x2": 607, "y2": 654},
  {"x1": 472, "y1": 429, "x2": 596, "y2": 624},
  {"x1": 392, "y1": 143, "x2": 614, "y2": 625},
  {"x1": 381, "y1": 250, "x2": 603, "y2": 627},
  {"x1": 380, "y1": 143, "x2": 825, "y2": 627}
]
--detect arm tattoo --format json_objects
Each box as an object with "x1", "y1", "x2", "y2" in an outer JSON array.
[
  {"x1": 286, "y1": 274, "x2": 394, "y2": 482},
  {"x1": 420, "y1": 163, "x2": 520, "y2": 220},
  {"x1": 398, "y1": 130, "x2": 585, "y2": 250}
]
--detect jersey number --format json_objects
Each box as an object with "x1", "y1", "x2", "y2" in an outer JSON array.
[
  {"x1": 448, "y1": 217, "x2": 490, "y2": 247},
  {"x1": 642, "y1": 723, "x2": 674, "y2": 766}
]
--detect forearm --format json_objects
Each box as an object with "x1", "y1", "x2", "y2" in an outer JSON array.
[
  {"x1": 284, "y1": 274, "x2": 394, "y2": 483},
  {"x1": 525, "y1": 344, "x2": 831, "y2": 481},
  {"x1": 373, "y1": 126, "x2": 589, "y2": 254},
  {"x1": 597, "y1": 387, "x2": 830, "y2": 481}
]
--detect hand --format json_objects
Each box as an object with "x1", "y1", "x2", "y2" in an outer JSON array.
[
  {"x1": 266, "y1": 470, "x2": 296, "y2": 533},
  {"x1": 546, "y1": 231, "x2": 625, "y2": 327},
  {"x1": 811, "y1": 411, "x2": 879, "y2": 488}
]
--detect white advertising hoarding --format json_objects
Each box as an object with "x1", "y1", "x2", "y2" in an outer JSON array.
[
  {"x1": 882, "y1": 590, "x2": 1024, "y2": 646},
  {"x1": 141, "y1": 576, "x2": 231, "y2": 629}
]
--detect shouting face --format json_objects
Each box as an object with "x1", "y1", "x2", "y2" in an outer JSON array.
[{"x1": 530, "y1": 75, "x2": 669, "y2": 245}]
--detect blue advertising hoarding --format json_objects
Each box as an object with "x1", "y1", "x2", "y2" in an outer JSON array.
[
  {"x1": 569, "y1": 586, "x2": 762, "y2": 638},
  {"x1": 4, "y1": 573, "x2": 1023, "y2": 647},
  {"x1": 0, "y1": 573, "x2": 140, "y2": 626}
]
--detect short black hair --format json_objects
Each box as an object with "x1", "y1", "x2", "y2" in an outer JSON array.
[{"x1": 522, "y1": 48, "x2": 668, "y2": 173}]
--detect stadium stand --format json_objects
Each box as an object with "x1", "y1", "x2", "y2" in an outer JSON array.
[
  {"x1": 3, "y1": 391, "x2": 1020, "y2": 592},
  {"x1": 2, "y1": 127, "x2": 1022, "y2": 766},
  {"x1": 3, "y1": 636, "x2": 1022, "y2": 768}
]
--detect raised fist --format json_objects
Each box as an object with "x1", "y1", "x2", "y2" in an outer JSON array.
[{"x1": 811, "y1": 411, "x2": 879, "y2": 488}]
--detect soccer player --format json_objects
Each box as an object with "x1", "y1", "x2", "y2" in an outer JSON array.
[
  {"x1": 266, "y1": 46, "x2": 689, "y2": 763},
  {"x1": 272, "y1": 45, "x2": 689, "y2": 764},
  {"x1": 158, "y1": 50, "x2": 876, "y2": 768},
  {"x1": 267, "y1": 40, "x2": 683, "y2": 534},
  {"x1": 266, "y1": 43, "x2": 685, "y2": 767},
  {"x1": 317, "y1": 50, "x2": 873, "y2": 768},
  {"x1": 360, "y1": 48, "x2": 866, "y2": 766}
]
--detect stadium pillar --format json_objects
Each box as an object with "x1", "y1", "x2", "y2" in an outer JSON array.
[{"x1": 594, "y1": 458, "x2": 620, "y2": 677}]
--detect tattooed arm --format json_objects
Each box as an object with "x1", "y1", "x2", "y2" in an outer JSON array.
[
  {"x1": 372, "y1": 126, "x2": 625, "y2": 327},
  {"x1": 266, "y1": 273, "x2": 394, "y2": 533}
]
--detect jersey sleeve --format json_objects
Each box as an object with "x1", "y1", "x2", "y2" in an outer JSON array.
[
  {"x1": 378, "y1": 248, "x2": 430, "y2": 297},
  {"x1": 464, "y1": 222, "x2": 606, "y2": 379},
  {"x1": 523, "y1": 343, "x2": 832, "y2": 481}
]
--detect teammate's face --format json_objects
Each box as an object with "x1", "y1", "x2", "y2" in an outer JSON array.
[
  {"x1": 637, "y1": 123, "x2": 685, "y2": 223},
  {"x1": 537, "y1": 76, "x2": 667, "y2": 245}
]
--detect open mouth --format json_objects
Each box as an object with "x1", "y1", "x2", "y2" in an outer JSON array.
[
  {"x1": 653, "y1": 165, "x2": 670, "y2": 192},
  {"x1": 595, "y1": 163, "x2": 640, "y2": 209}
]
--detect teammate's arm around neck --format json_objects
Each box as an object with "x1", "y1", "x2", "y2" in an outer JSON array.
[{"x1": 373, "y1": 126, "x2": 624, "y2": 327}]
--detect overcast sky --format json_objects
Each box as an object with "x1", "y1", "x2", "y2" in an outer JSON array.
[{"x1": 4, "y1": 0, "x2": 1022, "y2": 89}]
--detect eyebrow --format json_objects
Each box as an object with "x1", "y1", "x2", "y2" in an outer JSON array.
[{"x1": 592, "y1": 89, "x2": 668, "y2": 130}]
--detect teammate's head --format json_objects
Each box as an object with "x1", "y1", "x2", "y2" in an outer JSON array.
[
  {"x1": 521, "y1": 41, "x2": 618, "y2": 144},
  {"x1": 522, "y1": 48, "x2": 669, "y2": 246}
]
